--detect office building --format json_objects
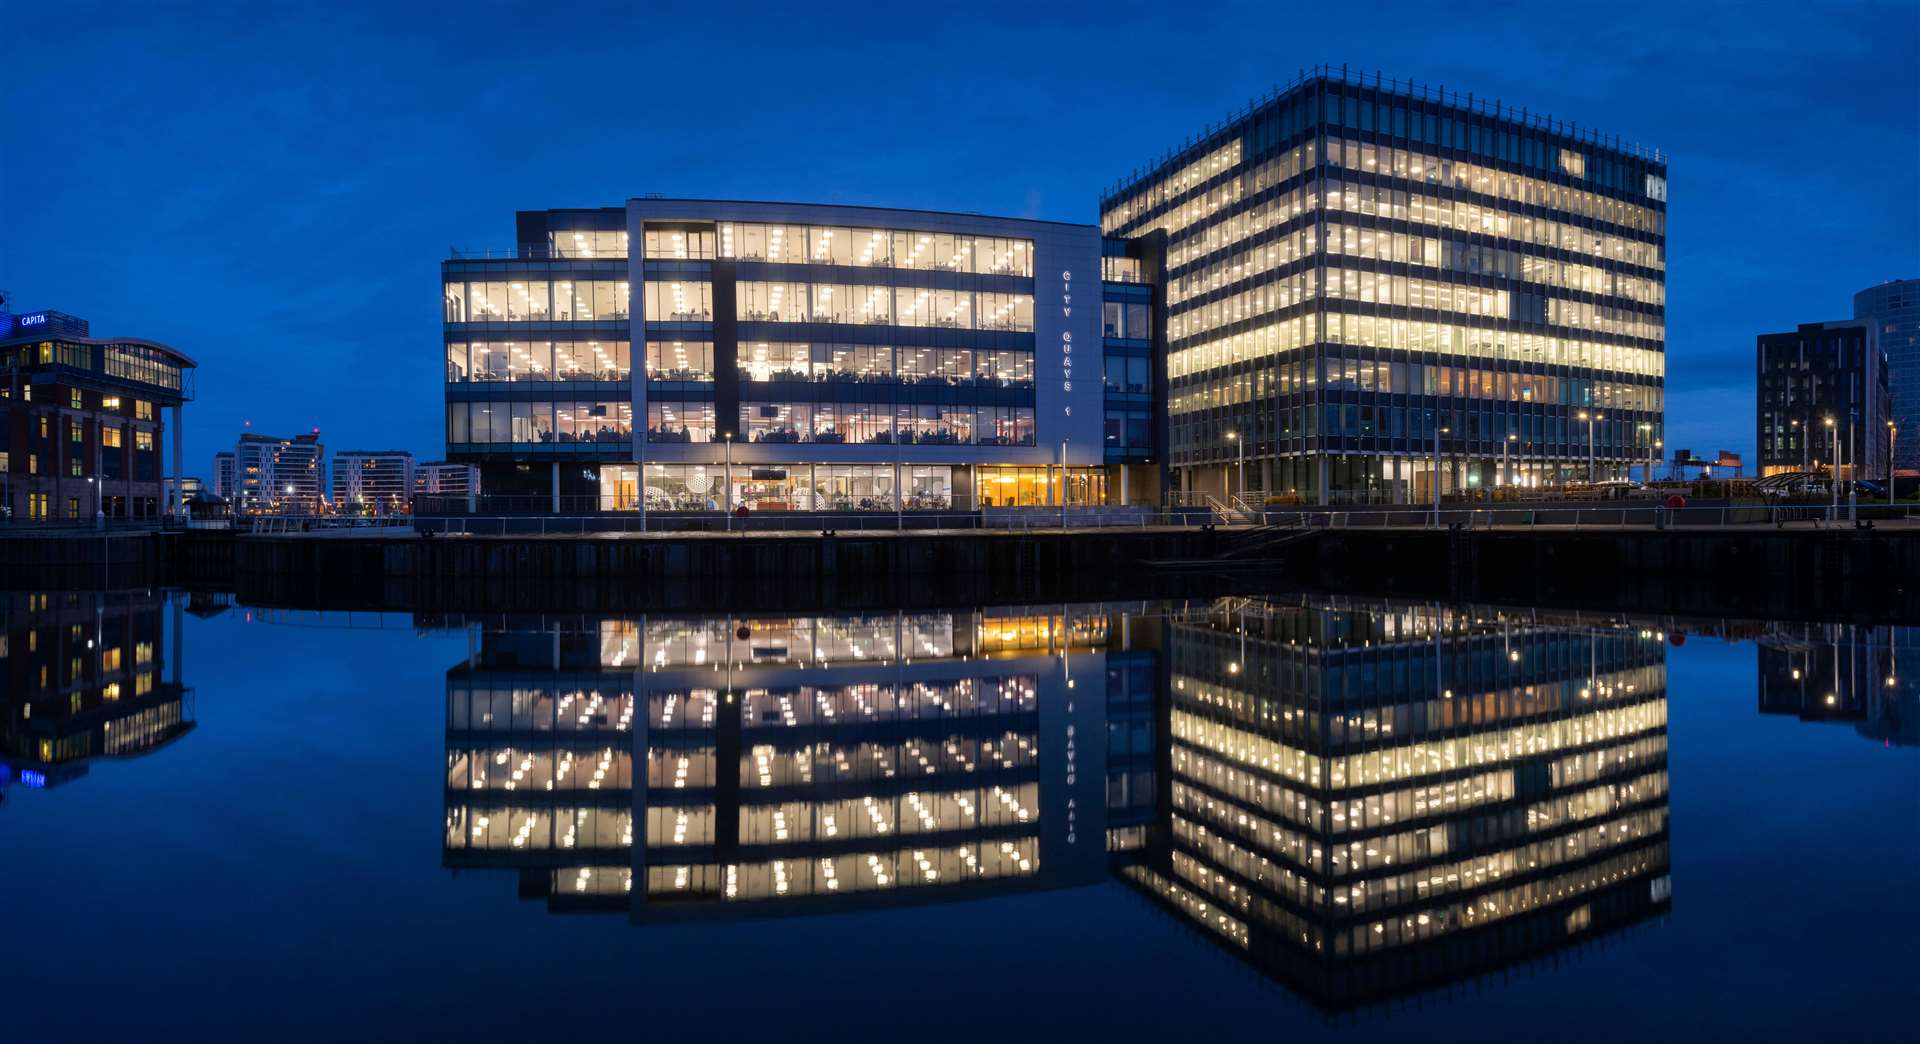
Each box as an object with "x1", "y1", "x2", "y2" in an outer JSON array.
[
  {"x1": 1116, "y1": 598, "x2": 1672, "y2": 1008},
  {"x1": 0, "y1": 307, "x2": 196, "y2": 523},
  {"x1": 415, "y1": 460, "x2": 478, "y2": 502},
  {"x1": 1101, "y1": 66, "x2": 1668, "y2": 503},
  {"x1": 1854, "y1": 278, "x2": 1920, "y2": 473},
  {"x1": 212, "y1": 451, "x2": 235, "y2": 499},
  {"x1": 233, "y1": 431, "x2": 326, "y2": 515},
  {"x1": 0, "y1": 590, "x2": 193, "y2": 795},
  {"x1": 441, "y1": 201, "x2": 1165, "y2": 516},
  {"x1": 1755, "y1": 321, "x2": 1892, "y2": 479},
  {"x1": 330, "y1": 450, "x2": 415, "y2": 515}
]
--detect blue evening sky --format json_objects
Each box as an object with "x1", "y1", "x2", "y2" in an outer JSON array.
[{"x1": 3, "y1": 0, "x2": 1916, "y2": 474}]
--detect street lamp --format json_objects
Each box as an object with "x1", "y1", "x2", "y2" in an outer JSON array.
[
  {"x1": 1503, "y1": 432, "x2": 1517, "y2": 492},
  {"x1": 1059, "y1": 438, "x2": 1069, "y2": 529},
  {"x1": 1824, "y1": 416, "x2": 1838, "y2": 521},
  {"x1": 1225, "y1": 430, "x2": 1244, "y2": 507},
  {"x1": 1577, "y1": 411, "x2": 1602, "y2": 483},
  {"x1": 1889, "y1": 421, "x2": 1898, "y2": 507},
  {"x1": 1431, "y1": 422, "x2": 1450, "y2": 526},
  {"x1": 1791, "y1": 417, "x2": 1806, "y2": 476},
  {"x1": 723, "y1": 432, "x2": 734, "y2": 531}
]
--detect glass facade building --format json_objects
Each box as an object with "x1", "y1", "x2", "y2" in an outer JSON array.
[
  {"x1": 1755, "y1": 321, "x2": 1892, "y2": 479},
  {"x1": 1100, "y1": 67, "x2": 1667, "y2": 504},
  {"x1": 1854, "y1": 279, "x2": 1920, "y2": 474},
  {"x1": 441, "y1": 201, "x2": 1165, "y2": 516}
]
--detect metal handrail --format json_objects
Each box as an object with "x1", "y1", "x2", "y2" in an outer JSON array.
[{"x1": 1257, "y1": 502, "x2": 1920, "y2": 530}]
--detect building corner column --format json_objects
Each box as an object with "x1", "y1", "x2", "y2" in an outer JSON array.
[{"x1": 169, "y1": 403, "x2": 184, "y2": 518}]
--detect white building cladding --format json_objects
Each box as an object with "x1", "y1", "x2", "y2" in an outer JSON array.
[{"x1": 625, "y1": 200, "x2": 1107, "y2": 513}]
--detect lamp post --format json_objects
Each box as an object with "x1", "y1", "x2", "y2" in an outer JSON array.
[
  {"x1": 1639, "y1": 422, "x2": 1654, "y2": 485},
  {"x1": 1578, "y1": 410, "x2": 1602, "y2": 483},
  {"x1": 1431, "y1": 421, "x2": 1449, "y2": 527},
  {"x1": 1654, "y1": 440, "x2": 1663, "y2": 483},
  {"x1": 1225, "y1": 430, "x2": 1244, "y2": 508},
  {"x1": 1889, "y1": 421, "x2": 1898, "y2": 507},
  {"x1": 1503, "y1": 432, "x2": 1517, "y2": 492},
  {"x1": 723, "y1": 432, "x2": 734, "y2": 531},
  {"x1": 1824, "y1": 416, "x2": 1837, "y2": 523},
  {"x1": 1849, "y1": 420, "x2": 1858, "y2": 522},
  {"x1": 89, "y1": 476, "x2": 101, "y2": 530},
  {"x1": 1792, "y1": 417, "x2": 1805, "y2": 476},
  {"x1": 1059, "y1": 438, "x2": 1068, "y2": 529}
]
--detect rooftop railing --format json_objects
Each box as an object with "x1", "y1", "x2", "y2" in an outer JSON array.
[
  {"x1": 447, "y1": 246, "x2": 630, "y2": 261},
  {"x1": 1100, "y1": 62, "x2": 1667, "y2": 206}
]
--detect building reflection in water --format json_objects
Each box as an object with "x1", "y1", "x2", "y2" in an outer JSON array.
[
  {"x1": 438, "y1": 597, "x2": 1675, "y2": 1009},
  {"x1": 1757, "y1": 623, "x2": 1919, "y2": 746},
  {"x1": 441, "y1": 608, "x2": 1127, "y2": 914},
  {"x1": 1115, "y1": 599, "x2": 1672, "y2": 1010},
  {"x1": 0, "y1": 589, "x2": 194, "y2": 797}
]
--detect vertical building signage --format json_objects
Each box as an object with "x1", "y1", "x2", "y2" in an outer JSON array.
[{"x1": 1060, "y1": 269, "x2": 1074, "y2": 416}]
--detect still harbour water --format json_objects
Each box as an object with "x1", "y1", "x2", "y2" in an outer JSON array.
[{"x1": 2, "y1": 590, "x2": 1913, "y2": 1042}]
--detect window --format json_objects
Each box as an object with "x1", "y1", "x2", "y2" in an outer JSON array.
[
  {"x1": 646, "y1": 341, "x2": 714, "y2": 381},
  {"x1": 101, "y1": 396, "x2": 121, "y2": 410},
  {"x1": 643, "y1": 463, "x2": 724, "y2": 510},
  {"x1": 716, "y1": 224, "x2": 1033, "y2": 275},
  {"x1": 0, "y1": 451, "x2": 7, "y2": 473},
  {"x1": 643, "y1": 280, "x2": 714, "y2": 322},
  {"x1": 71, "y1": 389, "x2": 84, "y2": 409},
  {"x1": 642, "y1": 227, "x2": 715, "y2": 259},
  {"x1": 135, "y1": 430, "x2": 154, "y2": 451},
  {"x1": 646, "y1": 401, "x2": 715, "y2": 443},
  {"x1": 461, "y1": 341, "x2": 630, "y2": 382},
  {"x1": 71, "y1": 420, "x2": 84, "y2": 443},
  {"x1": 549, "y1": 229, "x2": 626, "y2": 258},
  {"x1": 737, "y1": 341, "x2": 811, "y2": 382},
  {"x1": 451, "y1": 280, "x2": 628, "y2": 321},
  {"x1": 455, "y1": 401, "x2": 633, "y2": 445},
  {"x1": 103, "y1": 426, "x2": 122, "y2": 448},
  {"x1": 135, "y1": 400, "x2": 154, "y2": 420},
  {"x1": 67, "y1": 497, "x2": 80, "y2": 519}
]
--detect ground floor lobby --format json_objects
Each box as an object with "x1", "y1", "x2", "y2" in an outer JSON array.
[
  {"x1": 1176, "y1": 453, "x2": 1641, "y2": 505},
  {"x1": 463, "y1": 460, "x2": 1163, "y2": 514}
]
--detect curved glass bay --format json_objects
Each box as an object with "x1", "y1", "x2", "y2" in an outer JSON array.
[{"x1": 2, "y1": 591, "x2": 1912, "y2": 1041}]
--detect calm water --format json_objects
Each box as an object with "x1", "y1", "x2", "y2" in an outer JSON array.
[{"x1": 2, "y1": 591, "x2": 1914, "y2": 1042}]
